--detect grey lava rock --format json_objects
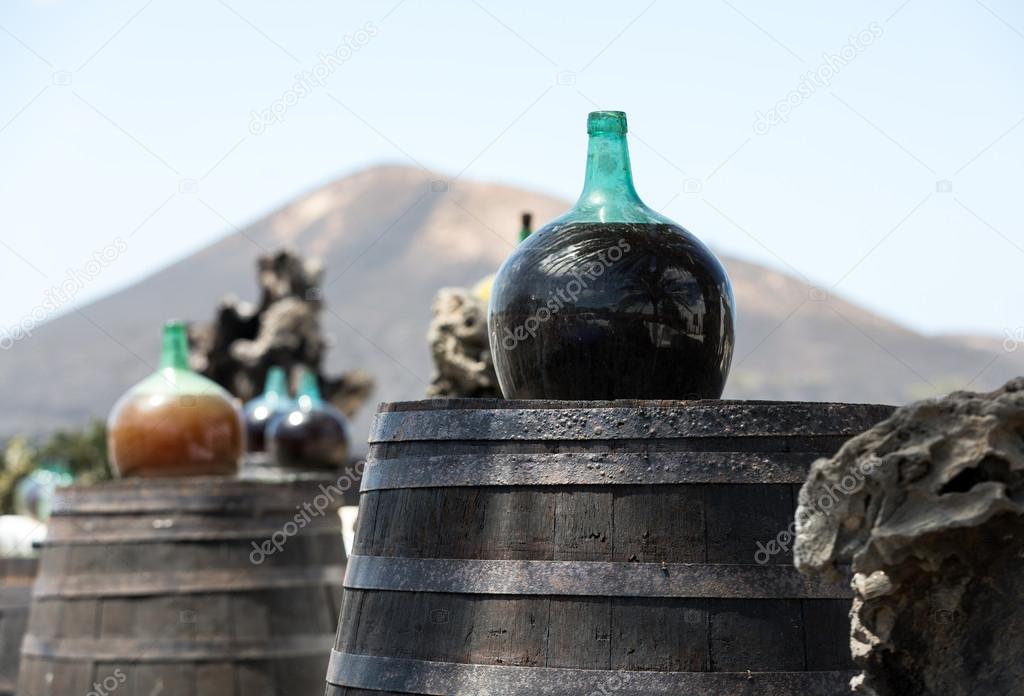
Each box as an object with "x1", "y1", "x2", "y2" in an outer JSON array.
[
  {"x1": 426, "y1": 287, "x2": 501, "y2": 398},
  {"x1": 795, "y1": 379, "x2": 1024, "y2": 696}
]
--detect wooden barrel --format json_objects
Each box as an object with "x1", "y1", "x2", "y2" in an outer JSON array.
[
  {"x1": 326, "y1": 399, "x2": 894, "y2": 695},
  {"x1": 0, "y1": 558, "x2": 37, "y2": 696},
  {"x1": 18, "y1": 476, "x2": 347, "y2": 696},
  {"x1": 242, "y1": 455, "x2": 365, "y2": 508}
]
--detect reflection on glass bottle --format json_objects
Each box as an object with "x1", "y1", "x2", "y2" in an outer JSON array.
[
  {"x1": 243, "y1": 367, "x2": 294, "y2": 454},
  {"x1": 488, "y1": 111, "x2": 735, "y2": 400},
  {"x1": 106, "y1": 321, "x2": 244, "y2": 477},
  {"x1": 267, "y1": 367, "x2": 350, "y2": 471}
]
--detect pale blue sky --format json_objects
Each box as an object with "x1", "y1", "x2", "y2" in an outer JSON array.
[{"x1": 1, "y1": 0, "x2": 1022, "y2": 338}]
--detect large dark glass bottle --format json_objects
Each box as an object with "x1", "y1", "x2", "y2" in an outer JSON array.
[
  {"x1": 266, "y1": 368, "x2": 350, "y2": 471},
  {"x1": 242, "y1": 366, "x2": 293, "y2": 455},
  {"x1": 488, "y1": 111, "x2": 735, "y2": 400},
  {"x1": 107, "y1": 321, "x2": 244, "y2": 477}
]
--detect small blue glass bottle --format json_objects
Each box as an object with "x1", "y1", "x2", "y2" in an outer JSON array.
[{"x1": 242, "y1": 366, "x2": 295, "y2": 456}]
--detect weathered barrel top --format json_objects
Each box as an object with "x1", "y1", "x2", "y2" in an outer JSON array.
[{"x1": 363, "y1": 398, "x2": 896, "y2": 488}]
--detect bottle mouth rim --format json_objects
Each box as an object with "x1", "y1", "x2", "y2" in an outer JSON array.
[{"x1": 588, "y1": 111, "x2": 627, "y2": 135}]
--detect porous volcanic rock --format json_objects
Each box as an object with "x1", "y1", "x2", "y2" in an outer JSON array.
[
  {"x1": 426, "y1": 287, "x2": 500, "y2": 398},
  {"x1": 795, "y1": 379, "x2": 1024, "y2": 696}
]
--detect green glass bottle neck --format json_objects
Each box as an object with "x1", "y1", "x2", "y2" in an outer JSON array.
[
  {"x1": 561, "y1": 111, "x2": 669, "y2": 225},
  {"x1": 159, "y1": 322, "x2": 191, "y2": 370},
  {"x1": 578, "y1": 130, "x2": 640, "y2": 208},
  {"x1": 125, "y1": 320, "x2": 232, "y2": 398},
  {"x1": 296, "y1": 369, "x2": 322, "y2": 408},
  {"x1": 263, "y1": 367, "x2": 289, "y2": 400}
]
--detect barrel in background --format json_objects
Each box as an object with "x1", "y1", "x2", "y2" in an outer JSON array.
[
  {"x1": 0, "y1": 558, "x2": 37, "y2": 696},
  {"x1": 326, "y1": 399, "x2": 894, "y2": 695},
  {"x1": 18, "y1": 477, "x2": 346, "y2": 696},
  {"x1": 241, "y1": 456, "x2": 364, "y2": 508}
]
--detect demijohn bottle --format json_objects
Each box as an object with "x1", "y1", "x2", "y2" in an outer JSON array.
[
  {"x1": 106, "y1": 321, "x2": 244, "y2": 477},
  {"x1": 267, "y1": 367, "x2": 350, "y2": 471},
  {"x1": 488, "y1": 111, "x2": 735, "y2": 400},
  {"x1": 242, "y1": 366, "x2": 294, "y2": 456}
]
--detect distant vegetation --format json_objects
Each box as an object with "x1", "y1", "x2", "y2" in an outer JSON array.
[{"x1": 0, "y1": 421, "x2": 112, "y2": 514}]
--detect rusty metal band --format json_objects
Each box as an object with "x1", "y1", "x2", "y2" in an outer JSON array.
[
  {"x1": 21, "y1": 633, "x2": 335, "y2": 662},
  {"x1": 327, "y1": 651, "x2": 855, "y2": 695},
  {"x1": 377, "y1": 435, "x2": 849, "y2": 457},
  {"x1": 43, "y1": 512, "x2": 342, "y2": 545},
  {"x1": 53, "y1": 477, "x2": 348, "y2": 515},
  {"x1": 370, "y1": 402, "x2": 893, "y2": 443},
  {"x1": 32, "y1": 563, "x2": 345, "y2": 599},
  {"x1": 361, "y1": 451, "x2": 828, "y2": 490},
  {"x1": 343, "y1": 555, "x2": 851, "y2": 599}
]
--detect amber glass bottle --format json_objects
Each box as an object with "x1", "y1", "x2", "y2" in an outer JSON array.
[
  {"x1": 106, "y1": 321, "x2": 244, "y2": 477},
  {"x1": 488, "y1": 111, "x2": 735, "y2": 400},
  {"x1": 266, "y1": 368, "x2": 349, "y2": 471}
]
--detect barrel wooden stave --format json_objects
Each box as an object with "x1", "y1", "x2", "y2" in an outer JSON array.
[
  {"x1": 0, "y1": 558, "x2": 37, "y2": 696},
  {"x1": 18, "y1": 478, "x2": 345, "y2": 696},
  {"x1": 326, "y1": 399, "x2": 893, "y2": 695},
  {"x1": 338, "y1": 486, "x2": 846, "y2": 671}
]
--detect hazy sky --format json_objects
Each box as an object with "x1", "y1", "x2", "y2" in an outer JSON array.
[{"x1": 1, "y1": 0, "x2": 1022, "y2": 340}]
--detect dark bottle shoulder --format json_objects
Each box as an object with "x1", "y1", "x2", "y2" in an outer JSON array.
[{"x1": 499, "y1": 221, "x2": 728, "y2": 280}]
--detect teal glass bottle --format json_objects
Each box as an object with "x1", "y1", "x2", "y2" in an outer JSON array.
[
  {"x1": 488, "y1": 111, "x2": 735, "y2": 400},
  {"x1": 14, "y1": 461, "x2": 74, "y2": 521},
  {"x1": 242, "y1": 367, "x2": 294, "y2": 454},
  {"x1": 266, "y1": 367, "x2": 350, "y2": 471}
]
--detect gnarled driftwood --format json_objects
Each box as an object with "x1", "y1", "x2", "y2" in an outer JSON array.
[{"x1": 189, "y1": 249, "x2": 373, "y2": 417}]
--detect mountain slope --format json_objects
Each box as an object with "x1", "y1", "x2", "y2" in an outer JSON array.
[{"x1": 1, "y1": 165, "x2": 1017, "y2": 446}]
